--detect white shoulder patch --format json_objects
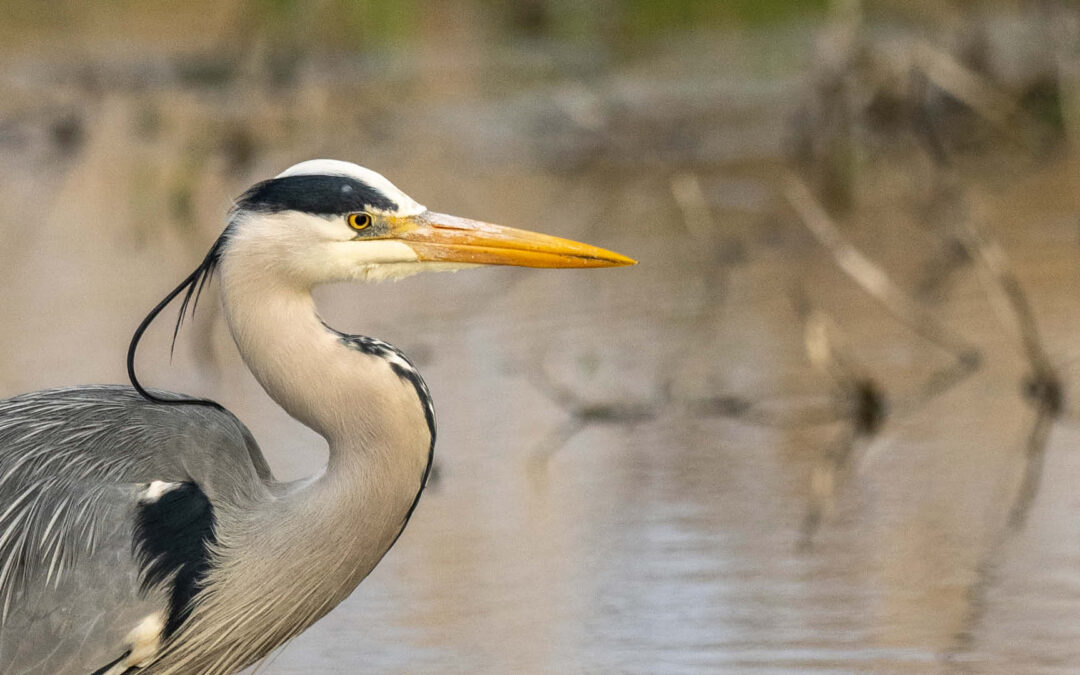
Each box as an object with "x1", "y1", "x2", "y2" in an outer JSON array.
[
  {"x1": 139, "y1": 481, "x2": 180, "y2": 503},
  {"x1": 102, "y1": 611, "x2": 165, "y2": 673},
  {"x1": 276, "y1": 159, "x2": 426, "y2": 216}
]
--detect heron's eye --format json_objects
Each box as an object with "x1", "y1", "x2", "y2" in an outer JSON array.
[{"x1": 348, "y1": 213, "x2": 372, "y2": 231}]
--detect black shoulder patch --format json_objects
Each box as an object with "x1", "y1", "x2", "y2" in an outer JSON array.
[
  {"x1": 236, "y1": 175, "x2": 398, "y2": 215},
  {"x1": 132, "y1": 482, "x2": 216, "y2": 640}
]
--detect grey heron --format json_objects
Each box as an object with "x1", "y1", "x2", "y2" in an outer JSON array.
[{"x1": 0, "y1": 159, "x2": 633, "y2": 674}]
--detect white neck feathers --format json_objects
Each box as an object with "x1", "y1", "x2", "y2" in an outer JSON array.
[{"x1": 157, "y1": 233, "x2": 433, "y2": 673}]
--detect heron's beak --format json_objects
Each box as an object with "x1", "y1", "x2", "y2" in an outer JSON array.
[{"x1": 390, "y1": 211, "x2": 636, "y2": 268}]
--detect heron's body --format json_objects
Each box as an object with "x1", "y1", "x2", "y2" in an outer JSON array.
[{"x1": 0, "y1": 159, "x2": 631, "y2": 674}]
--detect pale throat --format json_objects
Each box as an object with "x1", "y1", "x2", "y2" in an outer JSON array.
[{"x1": 217, "y1": 250, "x2": 413, "y2": 458}]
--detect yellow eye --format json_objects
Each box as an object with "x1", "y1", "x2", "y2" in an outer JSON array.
[{"x1": 348, "y1": 213, "x2": 372, "y2": 231}]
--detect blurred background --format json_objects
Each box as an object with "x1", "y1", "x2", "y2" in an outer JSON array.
[{"x1": 3, "y1": 0, "x2": 1080, "y2": 672}]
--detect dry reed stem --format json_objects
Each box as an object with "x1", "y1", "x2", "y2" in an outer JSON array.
[
  {"x1": 912, "y1": 73, "x2": 1064, "y2": 535},
  {"x1": 784, "y1": 180, "x2": 987, "y2": 543},
  {"x1": 522, "y1": 359, "x2": 661, "y2": 470},
  {"x1": 785, "y1": 175, "x2": 979, "y2": 362},
  {"x1": 1007, "y1": 405, "x2": 1056, "y2": 530},
  {"x1": 949, "y1": 404, "x2": 1057, "y2": 660},
  {"x1": 947, "y1": 203, "x2": 1063, "y2": 534},
  {"x1": 912, "y1": 42, "x2": 1020, "y2": 132},
  {"x1": 798, "y1": 309, "x2": 867, "y2": 544},
  {"x1": 951, "y1": 205, "x2": 1057, "y2": 381}
]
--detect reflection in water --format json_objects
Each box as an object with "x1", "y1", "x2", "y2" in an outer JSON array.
[{"x1": 4, "y1": 6, "x2": 1080, "y2": 673}]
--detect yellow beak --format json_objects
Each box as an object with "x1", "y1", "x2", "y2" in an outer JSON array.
[{"x1": 390, "y1": 212, "x2": 636, "y2": 268}]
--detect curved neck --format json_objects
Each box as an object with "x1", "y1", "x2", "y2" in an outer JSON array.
[
  {"x1": 178, "y1": 249, "x2": 433, "y2": 669},
  {"x1": 218, "y1": 249, "x2": 432, "y2": 475},
  {"x1": 219, "y1": 275, "x2": 340, "y2": 440}
]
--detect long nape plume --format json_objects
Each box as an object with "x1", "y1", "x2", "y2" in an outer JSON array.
[{"x1": 127, "y1": 230, "x2": 232, "y2": 408}]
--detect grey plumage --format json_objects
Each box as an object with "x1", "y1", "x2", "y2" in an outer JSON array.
[{"x1": 0, "y1": 386, "x2": 269, "y2": 673}]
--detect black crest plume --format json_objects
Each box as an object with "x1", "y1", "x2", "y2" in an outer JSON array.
[{"x1": 127, "y1": 229, "x2": 232, "y2": 408}]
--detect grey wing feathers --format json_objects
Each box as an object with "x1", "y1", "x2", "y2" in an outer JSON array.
[
  {"x1": 0, "y1": 385, "x2": 272, "y2": 674},
  {"x1": 0, "y1": 481, "x2": 151, "y2": 674},
  {"x1": 0, "y1": 478, "x2": 135, "y2": 621},
  {"x1": 0, "y1": 385, "x2": 272, "y2": 502}
]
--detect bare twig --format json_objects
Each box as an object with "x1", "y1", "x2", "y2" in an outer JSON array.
[
  {"x1": 801, "y1": 425, "x2": 861, "y2": 550},
  {"x1": 689, "y1": 393, "x2": 847, "y2": 429},
  {"x1": 952, "y1": 216, "x2": 1059, "y2": 392},
  {"x1": 1007, "y1": 403, "x2": 1056, "y2": 530},
  {"x1": 524, "y1": 362, "x2": 659, "y2": 426},
  {"x1": 526, "y1": 419, "x2": 587, "y2": 480},
  {"x1": 912, "y1": 67, "x2": 1066, "y2": 543},
  {"x1": 780, "y1": 185, "x2": 989, "y2": 543},
  {"x1": 793, "y1": 300, "x2": 887, "y2": 544},
  {"x1": 949, "y1": 403, "x2": 1058, "y2": 661},
  {"x1": 923, "y1": 210, "x2": 1061, "y2": 534},
  {"x1": 522, "y1": 358, "x2": 662, "y2": 470},
  {"x1": 912, "y1": 42, "x2": 1021, "y2": 133},
  {"x1": 786, "y1": 175, "x2": 982, "y2": 409},
  {"x1": 784, "y1": 176, "x2": 980, "y2": 362}
]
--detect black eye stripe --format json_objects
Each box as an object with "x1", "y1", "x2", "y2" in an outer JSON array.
[{"x1": 235, "y1": 175, "x2": 398, "y2": 215}]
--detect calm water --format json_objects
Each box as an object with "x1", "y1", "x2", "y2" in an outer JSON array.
[{"x1": 3, "y1": 12, "x2": 1080, "y2": 673}]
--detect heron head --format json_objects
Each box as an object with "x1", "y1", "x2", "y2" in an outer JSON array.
[
  {"x1": 223, "y1": 159, "x2": 634, "y2": 285},
  {"x1": 127, "y1": 160, "x2": 634, "y2": 406}
]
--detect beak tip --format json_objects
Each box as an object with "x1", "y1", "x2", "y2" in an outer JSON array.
[{"x1": 601, "y1": 250, "x2": 637, "y2": 267}]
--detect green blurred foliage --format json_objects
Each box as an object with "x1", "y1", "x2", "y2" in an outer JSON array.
[
  {"x1": 248, "y1": 0, "x2": 422, "y2": 48},
  {"x1": 0, "y1": 0, "x2": 829, "y2": 56}
]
